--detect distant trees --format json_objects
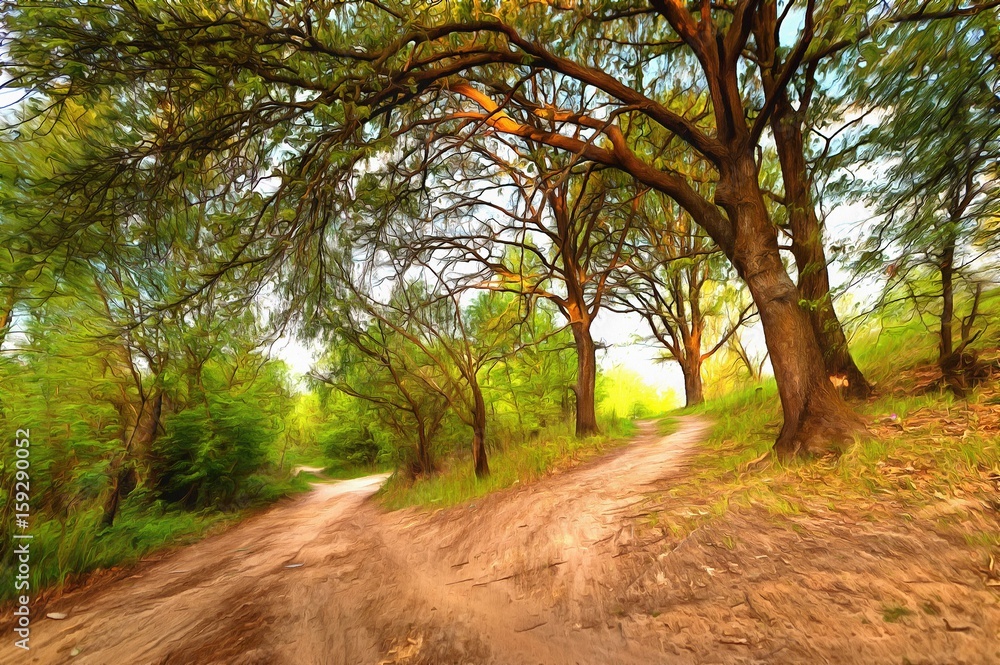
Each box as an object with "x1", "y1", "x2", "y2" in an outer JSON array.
[
  {"x1": 306, "y1": 221, "x2": 575, "y2": 477},
  {"x1": 611, "y1": 189, "x2": 754, "y2": 406},
  {"x1": 413, "y1": 155, "x2": 634, "y2": 437},
  {"x1": 315, "y1": 274, "x2": 499, "y2": 478}
]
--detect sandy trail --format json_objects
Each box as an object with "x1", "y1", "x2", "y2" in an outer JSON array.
[{"x1": 2, "y1": 419, "x2": 706, "y2": 665}]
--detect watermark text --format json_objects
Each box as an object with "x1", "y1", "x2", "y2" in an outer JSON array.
[{"x1": 12, "y1": 428, "x2": 31, "y2": 651}]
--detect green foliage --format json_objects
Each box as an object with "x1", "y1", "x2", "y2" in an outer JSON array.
[
  {"x1": 317, "y1": 419, "x2": 388, "y2": 469},
  {"x1": 840, "y1": 11, "x2": 1000, "y2": 356},
  {"x1": 152, "y1": 396, "x2": 273, "y2": 510},
  {"x1": 597, "y1": 366, "x2": 679, "y2": 420},
  {"x1": 0, "y1": 106, "x2": 322, "y2": 596}
]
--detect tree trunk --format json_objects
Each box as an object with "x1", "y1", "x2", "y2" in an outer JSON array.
[
  {"x1": 719, "y1": 155, "x2": 865, "y2": 456},
  {"x1": 471, "y1": 381, "x2": 490, "y2": 478},
  {"x1": 939, "y1": 239, "x2": 956, "y2": 363},
  {"x1": 415, "y1": 419, "x2": 434, "y2": 476},
  {"x1": 102, "y1": 388, "x2": 162, "y2": 527},
  {"x1": 570, "y1": 321, "x2": 600, "y2": 436},
  {"x1": 681, "y1": 359, "x2": 704, "y2": 407},
  {"x1": 681, "y1": 330, "x2": 705, "y2": 407},
  {"x1": 101, "y1": 464, "x2": 137, "y2": 528},
  {"x1": 771, "y1": 100, "x2": 872, "y2": 399},
  {"x1": 134, "y1": 390, "x2": 163, "y2": 457}
]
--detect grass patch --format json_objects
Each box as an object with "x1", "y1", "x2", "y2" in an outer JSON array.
[
  {"x1": 320, "y1": 461, "x2": 385, "y2": 480},
  {"x1": 882, "y1": 604, "x2": 914, "y2": 623},
  {"x1": 377, "y1": 418, "x2": 640, "y2": 511},
  {"x1": 665, "y1": 382, "x2": 999, "y2": 525}
]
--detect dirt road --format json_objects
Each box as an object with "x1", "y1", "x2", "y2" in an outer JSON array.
[
  {"x1": 2, "y1": 419, "x2": 707, "y2": 665},
  {"x1": 6, "y1": 416, "x2": 999, "y2": 664}
]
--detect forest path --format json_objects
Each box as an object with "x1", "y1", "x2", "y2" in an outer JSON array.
[{"x1": 3, "y1": 418, "x2": 708, "y2": 665}]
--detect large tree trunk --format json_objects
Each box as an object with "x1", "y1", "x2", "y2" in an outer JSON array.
[
  {"x1": 720, "y1": 155, "x2": 865, "y2": 456},
  {"x1": 471, "y1": 382, "x2": 490, "y2": 478},
  {"x1": 570, "y1": 321, "x2": 600, "y2": 436},
  {"x1": 771, "y1": 100, "x2": 872, "y2": 399}
]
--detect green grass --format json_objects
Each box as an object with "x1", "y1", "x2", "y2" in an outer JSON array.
[
  {"x1": 850, "y1": 316, "x2": 938, "y2": 386},
  {"x1": 882, "y1": 604, "x2": 914, "y2": 623},
  {"x1": 377, "y1": 418, "x2": 640, "y2": 511},
  {"x1": 319, "y1": 461, "x2": 385, "y2": 480},
  {"x1": 666, "y1": 383, "x2": 998, "y2": 522}
]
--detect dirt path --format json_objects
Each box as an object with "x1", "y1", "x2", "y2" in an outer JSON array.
[
  {"x1": 2, "y1": 418, "x2": 706, "y2": 665},
  {"x1": 5, "y1": 417, "x2": 999, "y2": 664}
]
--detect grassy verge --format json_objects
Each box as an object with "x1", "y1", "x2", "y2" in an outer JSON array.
[
  {"x1": 319, "y1": 461, "x2": 386, "y2": 480},
  {"x1": 377, "y1": 417, "x2": 649, "y2": 511}
]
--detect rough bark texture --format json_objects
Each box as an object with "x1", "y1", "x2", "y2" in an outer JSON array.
[
  {"x1": 719, "y1": 155, "x2": 865, "y2": 456},
  {"x1": 770, "y1": 99, "x2": 872, "y2": 399},
  {"x1": 571, "y1": 321, "x2": 600, "y2": 436}
]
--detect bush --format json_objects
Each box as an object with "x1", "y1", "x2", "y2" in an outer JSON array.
[
  {"x1": 152, "y1": 395, "x2": 275, "y2": 509},
  {"x1": 317, "y1": 420, "x2": 386, "y2": 468}
]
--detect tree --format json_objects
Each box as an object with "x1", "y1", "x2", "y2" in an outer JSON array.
[
  {"x1": 312, "y1": 306, "x2": 451, "y2": 476},
  {"x1": 748, "y1": 0, "x2": 874, "y2": 397},
  {"x1": 2, "y1": 0, "x2": 881, "y2": 454},
  {"x1": 309, "y1": 241, "x2": 522, "y2": 478},
  {"x1": 474, "y1": 296, "x2": 576, "y2": 436},
  {"x1": 612, "y1": 189, "x2": 755, "y2": 406},
  {"x1": 410, "y1": 151, "x2": 633, "y2": 436},
  {"x1": 846, "y1": 10, "x2": 1000, "y2": 393},
  {"x1": 747, "y1": 0, "x2": 1000, "y2": 398}
]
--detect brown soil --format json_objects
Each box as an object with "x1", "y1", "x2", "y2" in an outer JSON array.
[{"x1": 3, "y1": 417, "x2": 998, "y2": 664}]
